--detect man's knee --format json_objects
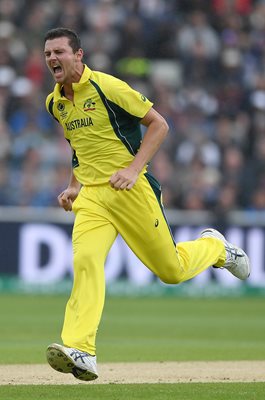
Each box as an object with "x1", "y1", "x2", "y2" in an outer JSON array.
[
  {"x1": 158, "y1": 271, "x2": 182, "y2": 285},
  {"x1": 73, "y1": 248, "x2": 101, "y2": 269}
]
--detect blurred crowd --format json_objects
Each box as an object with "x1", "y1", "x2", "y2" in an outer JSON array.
[{"x1": 0, "y1": 0, "x2": 264, "y2": 212}]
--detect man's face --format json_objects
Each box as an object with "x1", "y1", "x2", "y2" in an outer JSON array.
[{"x1": 44, "y1": 36, "x2": 83, "y2": 84}]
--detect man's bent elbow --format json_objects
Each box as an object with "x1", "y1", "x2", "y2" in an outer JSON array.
[{"x1": 161, "y1": 118, "x2": 169, "y2": 138}]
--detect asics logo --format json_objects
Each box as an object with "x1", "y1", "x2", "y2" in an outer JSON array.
[
  {"x1": 225, "y1": 245, "x2": 244, "y2": 259},
  {"x1": 70, "y1": 350, "x2": 90, "y2": 364}
]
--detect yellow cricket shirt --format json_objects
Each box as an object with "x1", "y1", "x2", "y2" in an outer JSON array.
[{"x1": 46, "y1": 65, "x2": 153, "y2": 186}]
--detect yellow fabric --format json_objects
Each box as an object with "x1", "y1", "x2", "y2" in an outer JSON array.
[
  {"x1": 61, "y1": 173, "x2": 226, "y2": 354},
  {"x1": 45, "y1": 65, "x2": 153, "y2": 186}
]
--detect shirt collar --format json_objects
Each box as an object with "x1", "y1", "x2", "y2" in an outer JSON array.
[{"x1": 53, "y1": 64, "x2": 92, "y2": 101}]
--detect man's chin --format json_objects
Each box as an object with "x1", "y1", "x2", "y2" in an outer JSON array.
[{"x1": 53, "y1": 73, "x2": 64, "y2": 83}]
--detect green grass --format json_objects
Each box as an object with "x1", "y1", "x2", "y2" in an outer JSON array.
[
  {"x1": 0, "y1": 294, "x2": 264, "y2": 399},
  {"x1": 99, "y1": 296, "x2": 265, "y2": 362},
  {"x1": 0, "y1": 383, "x2": 265, "y2": 400},
  {"x1": 0, "y1": 294, "x2": 264, "y2": 363}
]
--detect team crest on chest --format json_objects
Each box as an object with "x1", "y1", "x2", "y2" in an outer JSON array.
[
  {"x1": 83, "y1": 98, "x2": 96, "y2": 111},
  {"x1": 57, "y1": 102, "x2": 68, "y2": 119},
  {"x1": 57, "y1": 102, "x2": 65, "y2": 111}
]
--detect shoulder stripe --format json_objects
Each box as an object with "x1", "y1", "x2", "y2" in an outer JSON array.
[
  {"x1": 48, "y1": 97, "x2": 59, "y2": 122},
  {"x1": 89, "y1": 79, "x2": 136, "y2": 156}
]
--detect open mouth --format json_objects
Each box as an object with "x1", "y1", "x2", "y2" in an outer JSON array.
[{"x1": 52, "y1": 65, "x2": 63, "y2": 77}]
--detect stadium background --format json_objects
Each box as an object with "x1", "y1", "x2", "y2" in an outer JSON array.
[{"x1": 0, "y1": 0, "x2": 264, "y2": 293}]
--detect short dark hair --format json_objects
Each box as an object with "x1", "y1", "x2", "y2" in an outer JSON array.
[{"x1": 44, "y1": 27, "x2": 81, "y2": 53}]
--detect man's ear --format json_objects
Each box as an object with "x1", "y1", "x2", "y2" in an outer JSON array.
[{"x1": 76, "y1": 48, "x2": 83, "y2": 61}]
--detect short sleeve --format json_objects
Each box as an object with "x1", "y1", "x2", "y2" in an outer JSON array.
[{"x1": 94, "y1": 72, "x2": 153, "y2": 118}]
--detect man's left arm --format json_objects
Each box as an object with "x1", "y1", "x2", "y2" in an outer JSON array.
[{"x1": 109, "y1": 108, "x2": 169, "y2": 190}]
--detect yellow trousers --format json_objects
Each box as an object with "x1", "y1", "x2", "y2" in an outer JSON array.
[{"x1": 61, "y1": 172, "x2": 225, "y2": 355}]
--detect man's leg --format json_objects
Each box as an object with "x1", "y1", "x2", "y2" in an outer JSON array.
[
  {"x1": 104, "y1": 172, "x2": 227, "y2": 284},
  {"x1": 61, "y1": 188, "x2": 117, "y2": 355}
]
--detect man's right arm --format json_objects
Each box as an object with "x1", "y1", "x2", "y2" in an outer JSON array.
[
  {"x1": 57, "y1": 171, "x2": 81, "y2": 212},
  {"x1": 45, "y1": 94, "x2": 81, "y2": 211}
]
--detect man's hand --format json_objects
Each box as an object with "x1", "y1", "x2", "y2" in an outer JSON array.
[
  {"x1": 58, "y1": 187, "x2": 79, "y2": 211},
  {"x1": 109, "y1": 167, "x2": 139, "y2": 190}
]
